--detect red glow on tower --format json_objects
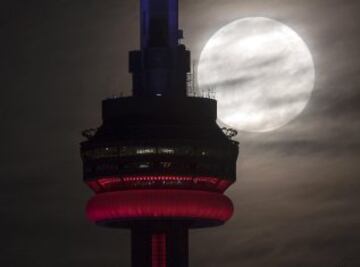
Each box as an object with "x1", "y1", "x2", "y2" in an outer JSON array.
[
  {"x1": 152, "y1": 234, "x2": 166, "y2": 267},
  {"x1": 86, "y1": 190, "x2": 234, "y2": 224},
  {"x1": 86, "y1": 176, "x2": 232, "y2": 193}
]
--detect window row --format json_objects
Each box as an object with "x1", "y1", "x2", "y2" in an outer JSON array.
[
  {"x1": 84, "y1": 160, "x2": 234, "y2": 177},
  {"x1": 82, "y1": 145, "x2": 230, "y2": 160}
]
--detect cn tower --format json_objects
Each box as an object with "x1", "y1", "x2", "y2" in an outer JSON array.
[{"x1": 80, "y1": 0, "x2": 239, "y2": 266}]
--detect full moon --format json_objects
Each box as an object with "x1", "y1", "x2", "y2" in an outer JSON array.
[{"x1": 197, "y1": 17, "x2": 315, "y2": 132}]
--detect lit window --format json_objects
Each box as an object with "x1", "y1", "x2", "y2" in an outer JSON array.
[
  {"x1": 158, "y1": 148, "x2": 175, "y2": 154},
  {"x1": 136, "y1": 148, "x2": 156, "y2": 155},
  {"x1": 139, "y1": 163, "x2": 151, "y2": 169}
]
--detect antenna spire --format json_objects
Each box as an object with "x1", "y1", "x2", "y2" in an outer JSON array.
[{"x1": 129, "y1": 0, "x2": 190, "y2": 97}]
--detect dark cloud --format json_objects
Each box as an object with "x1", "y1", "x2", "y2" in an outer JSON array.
[
  {"x1": 241, "y1": 138, "x2": 360, "y2": 157},
  {"x1": 202, "y1": 75, "x2": 256, "y2": 90},
  {"x1": 200, "y1": 54, "x2": 288, "y2": 90},
  {"x1": 310, "y1": 86, "x2": 360, "y2": 119}
]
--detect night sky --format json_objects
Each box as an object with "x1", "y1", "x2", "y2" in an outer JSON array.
[{"x1": 2, "y1": 0, "x2": 360, "y2": 266}]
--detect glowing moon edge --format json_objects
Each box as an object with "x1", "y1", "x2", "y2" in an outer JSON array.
[{"x1": 197, "y1": 17, "x2": 315, "y2": 133}]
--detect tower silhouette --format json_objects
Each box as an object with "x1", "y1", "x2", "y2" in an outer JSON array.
[{"x1": 80, "y1": 0, "x2": 239, "y2": 266}]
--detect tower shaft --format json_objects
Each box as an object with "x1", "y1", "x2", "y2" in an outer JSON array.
[{"x1": 132, "y1": 223, "x2": 188, "y2": 267}]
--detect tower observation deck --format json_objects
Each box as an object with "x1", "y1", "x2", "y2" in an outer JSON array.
[{"x1": 80, "y1": 0, "x2": 239, "y2": 266}]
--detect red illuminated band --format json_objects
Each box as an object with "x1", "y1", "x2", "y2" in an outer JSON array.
[
  {"x1": 86, "y1": 176, "x2": 233, "y2": 193},
  {"x1": 86, "y1": 190, "x2": 234, "y2": 223}
]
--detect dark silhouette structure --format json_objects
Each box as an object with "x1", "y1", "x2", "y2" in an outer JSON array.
[{"x1": 80, "y1": 0, "x2": 239, "y2": 266}]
